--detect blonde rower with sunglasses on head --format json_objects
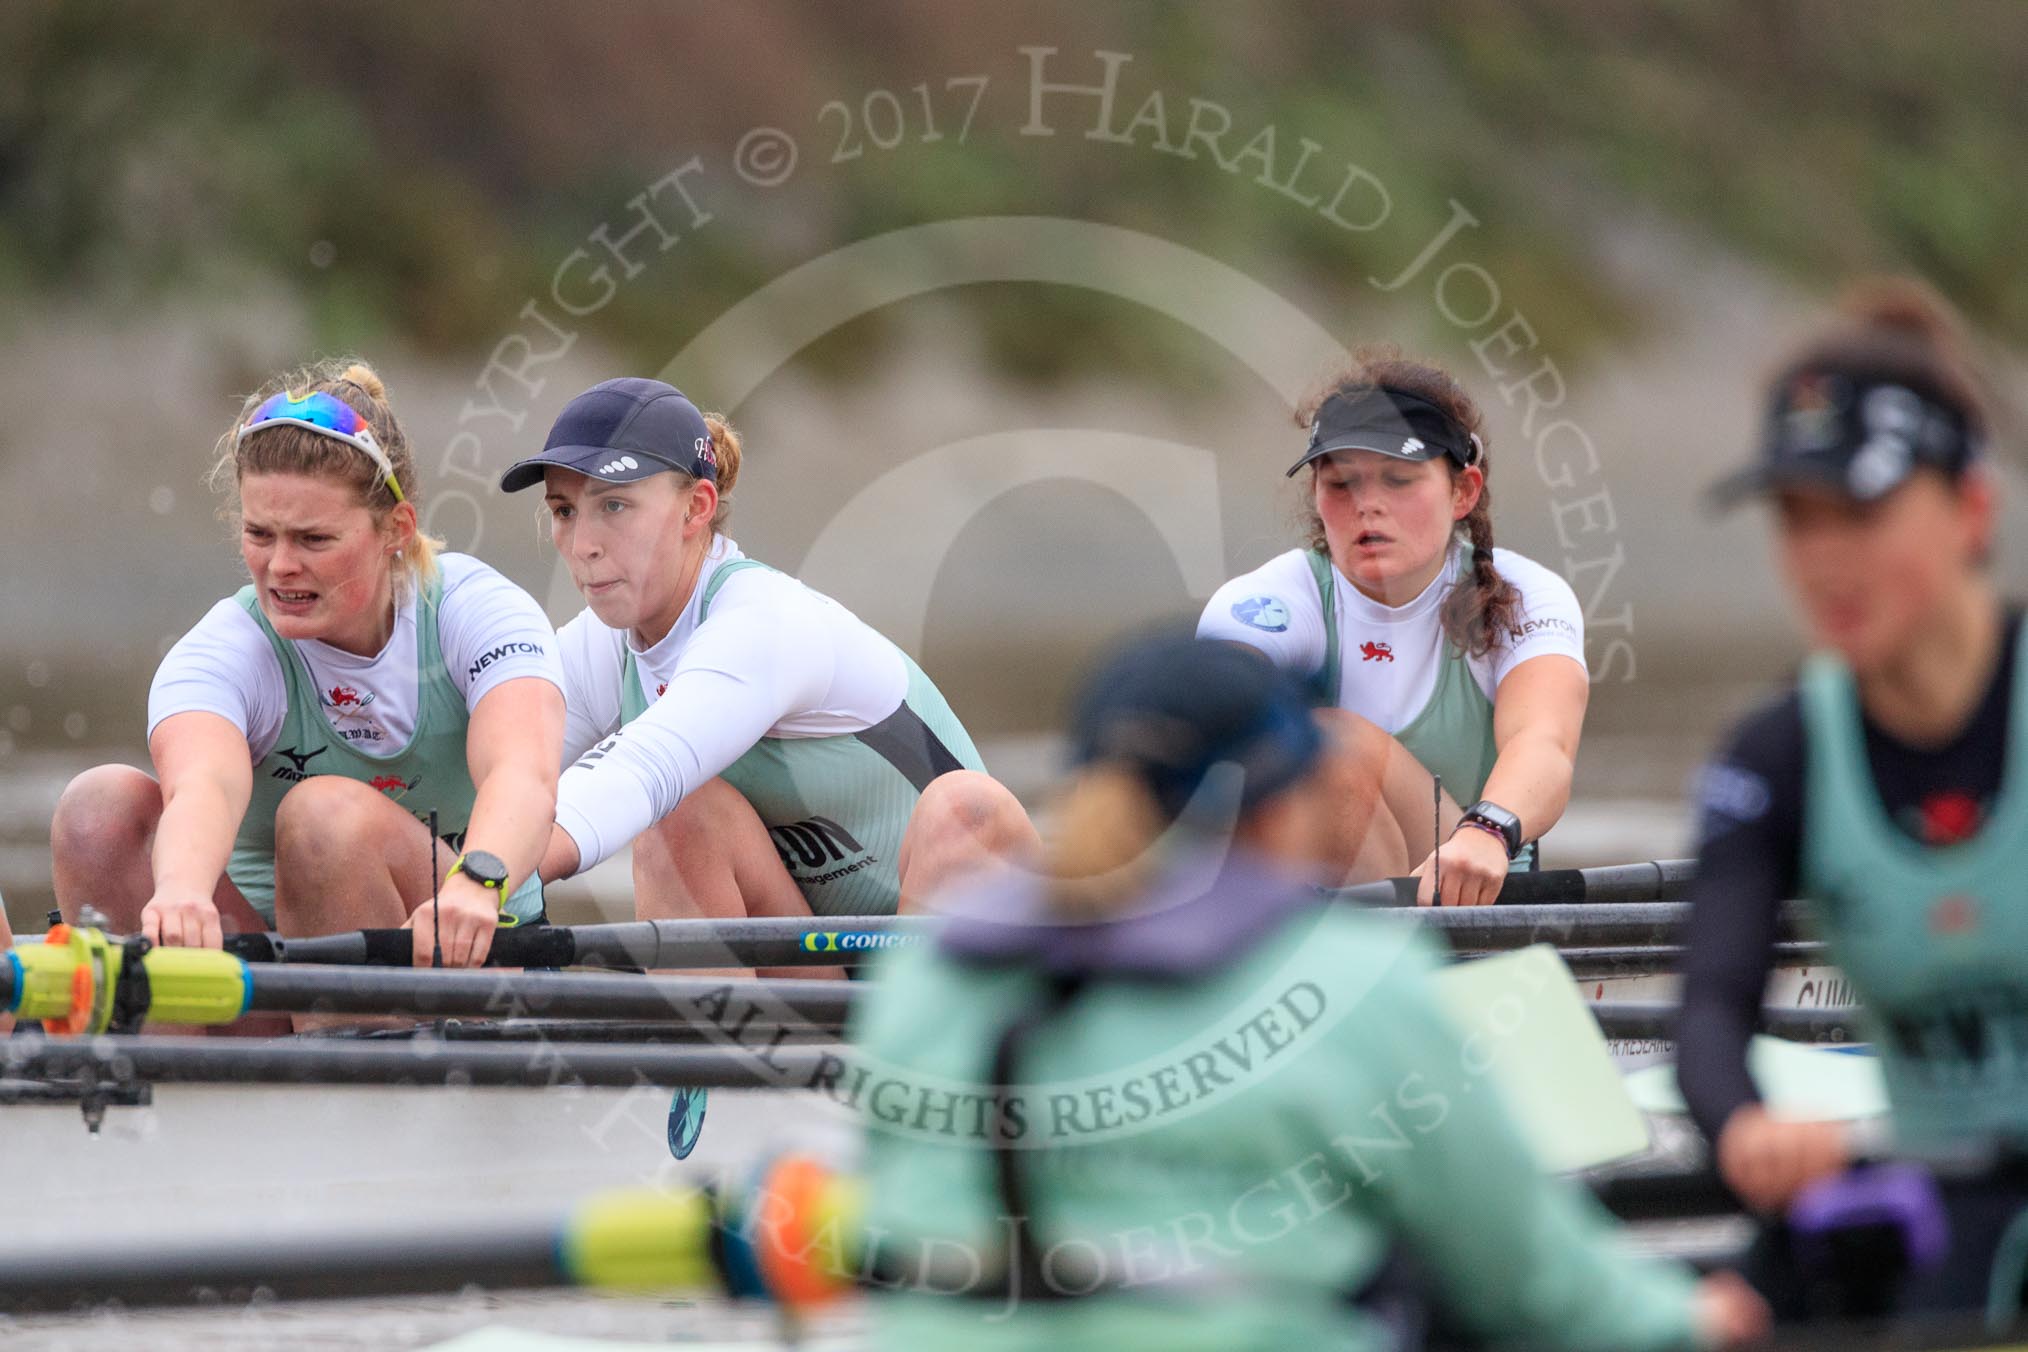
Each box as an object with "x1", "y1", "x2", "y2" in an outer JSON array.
[{"x1": 50, "y1": 360, "x2": 564, "y2": 974}]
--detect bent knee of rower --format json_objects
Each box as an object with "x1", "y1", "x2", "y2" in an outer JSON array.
[
  {"x1": 662, "y1": 777, "x2": 751, "y2": 828},
  {"x1": 1311, "y1": 707, "x2": 1421, "y2": 777},
  {"x1": 273, "y1": 776, "x2": 398, "y2": 866},
  {"x1": 51, "y1": 763, "x2": 160, "y2": 859},
  {"x1": 913, "y1": 771, "x2": 1035, "y2": 852},
  {"x1": 1312, "y1": 705, "x2": 1389, "y2": 751},
  {"x1": 647, "y1": 777, "x2": 762, "y2": 854}
]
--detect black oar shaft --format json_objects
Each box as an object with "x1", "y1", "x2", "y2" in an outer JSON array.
[
  {"x1": 1, "y1": 1035, "x2": 844, "y2": 1091},
  {"x1": 463, "y1": 894, "x2": 1798, "y2": 970},
  {"x1": 0, "y1": 1165, "x2": 1757, "y2": 1313},
  {"x1": 1, "y1": 982, "x2": 1851, "y2": 1095},
  {"x1": 1409, "y1": 900, "x2": 1810, "y2": 950},
  {"x1": 1329, "y1": 857, "x2": 1697, "y2": 908},
  {"x1": 556, "y1": 903, "x2": 1764, "y2": 970},
  {"x1": 0, "y1": 1225, "x2": 565, "y2": 1311},
  {"x1": 1592, "y1": 1168, "x2": 1738, "y2": 1222},
  {"x1": 222, "y1": 860, "x2": 1701, "y2": 968},
  {"x1": 6, "y1": 918, "x2": 1833, "y2": 1035},
  {"x1": 244, "y1": 966, "x2": 854, "y2": 1023},
  {"x1": 321, "y1": 1017, "x2": 846, "y2": 1044},
  {"x1": 243, "y1": 917, "x2": 929, "y2": 969}
]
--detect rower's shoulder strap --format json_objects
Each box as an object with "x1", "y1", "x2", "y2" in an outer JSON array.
[
  {"x1": 1305, "y1": 549, "x2": 1340, "y2": 706},
  {"x1": 698, "y1": 557, "x2": 774, "y2": 622},
  {"x1": 1795, "y1": 650, "x2": 1866, "y2": 902},
  {"x1": 232, "y1": 584, "x2": 311, "y2": 700}
]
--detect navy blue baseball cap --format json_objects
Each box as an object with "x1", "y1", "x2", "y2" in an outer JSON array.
[
  {"x1": 1709, "y1": 368, "x2": 1981, "y2": 509},
  {"x1": 1069, "y1": 634, "x2": 1323, "y2": 821},
  {"x1": 499, "y1": 378, "x2": 719, "y2": 493}
]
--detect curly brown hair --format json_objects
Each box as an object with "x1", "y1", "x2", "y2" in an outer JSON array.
[{"x1": 1296, "y1": 347, "x2": 1521, "y2": 658}]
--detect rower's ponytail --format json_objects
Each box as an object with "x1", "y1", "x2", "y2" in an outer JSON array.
[
  {"x1": 1041, "y1": 764, "x2": 1166, "y2": 921},
  {"x1": 1842, "y1": 277, "x2": 1966, "y2": 346},
  {"x1": 701, "y1": 413, "x2": 743, "y2": 531}
]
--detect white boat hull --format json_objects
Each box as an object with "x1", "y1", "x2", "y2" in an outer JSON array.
[
  {"x1": 9, "y1": 1080, "x2": 858, "y2": 1247},
  {"x1": 1586, "y1": 963, "x2": 1858, "y2": 1064}
]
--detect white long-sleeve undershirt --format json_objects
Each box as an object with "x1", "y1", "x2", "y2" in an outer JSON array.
[{"x1": 552, "y1": 537, "x2": 909, "y2": 872}]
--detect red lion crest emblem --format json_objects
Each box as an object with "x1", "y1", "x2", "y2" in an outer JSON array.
[
  {"x1": 1359, "y1": 641, "x2": 1395, "y2": 663},
  {"x1": 368, "y1": 774, "x2": 407, "y2": 794},
  {"x1": 1928, "y1": 893, "x2": 1978, "y2": 937},
  {"x1": 328, "y1": 686, "x2": 361, "y2": 706}
]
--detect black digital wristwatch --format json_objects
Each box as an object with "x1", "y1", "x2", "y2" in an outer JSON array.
[
  {"x1": 449, "y1": 849, "x2": 511, "y2": 899},
  {"x1": 1457, "y1": 800, "x2": 1524, "y2": 861}
]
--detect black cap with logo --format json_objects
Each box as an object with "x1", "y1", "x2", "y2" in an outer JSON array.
[
  {"x1": 500, "y1": 378, "x2": 718, "y2": 493},
  {"x1": 1709, "y1": 369, "x2": 1979, "y2": 509},
  {"x1": 1285, "y1": 387, "x2": 1481, "y2": 478}
]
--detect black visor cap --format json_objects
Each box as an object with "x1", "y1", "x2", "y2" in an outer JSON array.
[{"x1": 1286, "y1": 387, "x2": 1477, "y2": 477}]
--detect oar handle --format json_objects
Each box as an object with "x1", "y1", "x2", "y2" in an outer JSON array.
[
  {"x1": 350, "y1": 926, "x2": 579, "y2": 968},
  {"x1": 1497, "y1": 867, "x2": 1603, "y2": 905},
  {"x1": 1330, "y1": 858, "x2": 1695, "y2": 908},
  {"x1": 227, "y1": 926, "x2": 582, "y2": 968},
  {"x1": 1332, "y1": 871, "x2": 1604, "y2": 906}
]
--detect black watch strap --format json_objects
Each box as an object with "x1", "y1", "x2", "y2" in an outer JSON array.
[
  {"x1": 1458, "y1": 800, "x2": 1523, "y2": 861},
  {"x1": 450, "y1": 849, "x2": 511, "y2": 896}
]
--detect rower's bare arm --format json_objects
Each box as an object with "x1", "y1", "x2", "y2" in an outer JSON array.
[
  {"x1": 436, "y1": 675, "x2": 567, "y2": 965},
  {"x1": 464, "y1": 675, "x2": 565, "y2": 898},
  {"x1": 1413, "y1": 656, "x2": 1588, "y2": 905},
  {"x1": 1483, "y1": 653, "x2": 1589, "y2": 842},
  {"x1": 146, "y1": 711, "x2": 256, "y2": 947},
  {"x1": 538, "y1": 823, "x2": 581, "y2": 883}
]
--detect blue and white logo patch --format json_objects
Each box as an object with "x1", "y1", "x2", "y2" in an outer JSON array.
[
  {"x1": 1695, "y1": 762, "x2": 1771, "y2": 830},
  {"x1": 1231, "y1": 595, "x2": 1290, "y2": 633}
]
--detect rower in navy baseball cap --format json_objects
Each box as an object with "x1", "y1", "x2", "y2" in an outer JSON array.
[
  {"x1": 1068, "y1": 633, "x2": 1323, "y2": 821},
  {"x1": 499, "y1": 377, "x2": 719, "y2": 492},
  {"x1": 1708, "y1": 364, "x2": 1983, "y2": 509}
]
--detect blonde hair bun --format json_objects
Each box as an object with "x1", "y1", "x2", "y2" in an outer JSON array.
[{"x1": 336, "y1": 362, "x2": 388, "y2": 402}]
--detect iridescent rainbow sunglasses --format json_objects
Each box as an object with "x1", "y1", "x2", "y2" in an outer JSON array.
[{"x1": 236, "y1": 390, "x2": 406, "y2": 503}]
